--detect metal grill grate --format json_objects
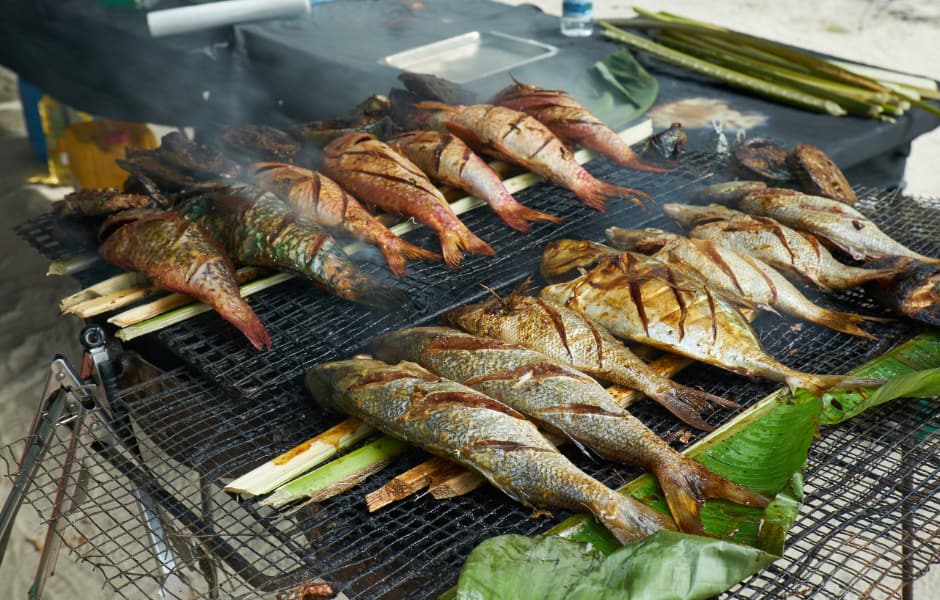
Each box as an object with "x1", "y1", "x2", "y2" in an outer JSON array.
[{"x1": 7, "y1": 151, "x2": 940, "y2": 599}]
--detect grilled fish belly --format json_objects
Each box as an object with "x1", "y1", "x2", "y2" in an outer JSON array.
[{"x1": 306, "y1": 357, "x2": 674, "y2": 543}]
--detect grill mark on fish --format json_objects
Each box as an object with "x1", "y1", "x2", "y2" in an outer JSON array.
[
  {"x1": 461, "y1": 440, "x2": 556, "y2": 454},
  {"x1": 618, "y1": 254, "x2": 652, "y2": 336},
  {"x1": 432, "y1": 136, "x2": 447, "y2": 175},
  {"x1": 532, "y1": 297, "x2": 574, "y2": 361},
  {"x1": 704, "y1": 287, "x2": 719, "y2": 343},
  {"x1": 699, "y1": 243, "x2": 745, "y2": 295},
  {"x1": 423, "y1": 336, "x2": 509, "y2": 353},
  {"x1": 586, "y1": 320, "x2": 606, "y2": 367},
  {"x1": 738, "y1": 251, "x2": 779, "y2": 302},
  {"x1": 409, "y1": 390, "x2": 528, "y2": 420},
  {"x1": 344, "y1": 168, "x2": 441, "y2": 198},
  {"x1": 464, "y1": 363, "x2": 590, "y2": 386},
  {"x1": 756, "y1": 217, "x2": 799, "y2": 264},
  {"x1": 500, "y1": 113, "x2": 529, "y2": 141},
  {"x1": 528, "y1": 136, "x2": 555, "y2": 161},
  {"x1": 531, "y1": 403, "x2": 627, "y2": 419},
  {"x1": 303, "y1": 233, "x2": 328, "y2": 264},
  {"x1": 665, "y1": 266, "x2": 689, "y2": 342},
  {"x1": 266, "y1": 213, "x2": 296, "y2": 246},
  {"x1": 349, "y1": 370, "x2": 437, "y2": 389}
]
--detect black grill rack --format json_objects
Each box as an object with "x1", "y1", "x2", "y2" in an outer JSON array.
[{"x1": 7, "y1": 151, "x2": 940, "y2": 599}]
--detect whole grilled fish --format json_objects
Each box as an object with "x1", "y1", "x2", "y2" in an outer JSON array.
[
  {"x1": 372, "y1": 327, "x2": 768, "y2": 534},
  {"x1": 415, "y1": 102, "x2": 651, "y2": 212},
  {"x1": 321, "y1": 132, "x2": 494, "y2": 268},
  {"x1": 864, "y1": 256, "x2": 940, "y2": 327},
  {"x1": 539, "y1": 245, "x2": 880, "y2": 395},
  {"x1": 492, "y1": 79, "x2": 669, "y2": 173},
  {"x1": 663, "y1": 203, "x2": 897, "y2": 290},
  {"x1": 306, "y1": 357, "x2": 675, "y2": 543},
  {"x1": 447, "y1": 293, "x2": 737, "y2": 430},
  {"x1": 605, "y1": 227, "x2": 886, "y2": 338},
  {"x1": 387, "y1": 129, "x2": 561, "y2": 232},
  {"x1": 736, "y1": 190, "x2": 940, "y2": 265},
  {"x1": 178, "y1": 187, "x2": 405, "y2": 309},
  {"x1": 787, "y1": 144, "x2": 857, "y2": 204},
  {"x1": 98, "y1": 210, "x2": 271, "y2": 350},
  {"x1": 248, "y1": 162, "x2": 441, "y2": 277}
]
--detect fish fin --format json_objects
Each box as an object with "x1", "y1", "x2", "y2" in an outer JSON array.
[
  {"x1": 380, "y1": 239, "x2": 443, "y2": 277},
  {"x1": 582, "y1": 180, "x2": 653, "y2": 212},
  {"x1": 596, "y1": 493, "x2": 677, "y2": 545},
  {"x1": 440, "y1": 228, "x2": 495, "y2": 268},
  {"x1": 655, "y1": 460, "x2": 770, "y2": 535},
  {"x1": 493, "y1": 203, "x2": 563, "y2": 232},
  {"x1": 414, "y1": 100, "x2": 458, "y2": 113},
  {"x1": 785, "y1": 372, "x2": 885, "y2": 395},
  {"x1": 218, "y1": 299, "x2": 272, "y2": 351}
]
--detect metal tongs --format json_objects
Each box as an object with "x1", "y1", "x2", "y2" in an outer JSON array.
[{"x1": 0, "y1": 325, "x2": 190, "y2": 599}]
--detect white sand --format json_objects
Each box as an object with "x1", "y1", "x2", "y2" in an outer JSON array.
[{"x1": 0, "y1": 1, "x2": 938, "y2": 598}]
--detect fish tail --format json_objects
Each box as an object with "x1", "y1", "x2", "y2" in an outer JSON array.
[
  {"x1": 440, "y1": 228, "x2": 495, "y2": 268},
  {"x1": 579, "y1": 176, "x2": 653, "y2": 211},
  {"x1": 655, "y1": 460, "x2": 770, "y2": 535},
  {"x1": 215, "y1": 297, "x2": 272, "y2": 351},
  {"x1": 785, "y1": 371, "x2": 885, "y2": 395},
  {"x1": 615, "y1": 156, "x2": 674, "y2": 173},
  {"x1": 379, "y1": 237, "x2": 443, "y2": 277},
  {"x1": 494, "y1": 203, "x2": 563, "y2": 233},
  {"x1": 654, "y1": 384, "x2": 740, "y2": 431},
  {"x1": 810, "y1": 308, "x2": 893, "y2": 339},
  {"x1": 850, "y1": 267, "x2": 904, "y2": 286},
  {"x1": 595, "y1": 490, "x2": 677, "y2": 544}
]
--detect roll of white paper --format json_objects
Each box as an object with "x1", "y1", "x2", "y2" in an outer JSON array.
[{"x1": 147, "y1": 0, "x2": 311, "y2": 38}]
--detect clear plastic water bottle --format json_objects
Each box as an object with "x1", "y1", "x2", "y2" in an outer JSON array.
[{"x1": 561, "y1": 0, "x2": 593, "y2": 37}]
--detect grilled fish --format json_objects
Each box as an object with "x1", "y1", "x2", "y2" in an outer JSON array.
[
  {"x1": 178, "y1": 187, "x2": 405, "y2": 309},
  {"x1": 447, "y1": 293, "x2": 736, "y2": 430},
  {"x1": 321, "y1": 132, "x2": 494, "y2": 268},
  {"x1": 736, "y1": 190, "x2": 940, "y2": 265},
  {"x1": 492, "y1": 79, "x2": 669, "y2": 173},
  {"x1": 787, "y1": 144, "x2": 857, "y2": 204},
  {"x1": 387, "y1": 129, "x2": 561, "y2": 232},
  {"x1": 248, "y1": 162, "x2": 441, "y2": 277},
  {"x1": 415, "y1": 102, "x2": 651, "y2": 212},
  {"x1": 98, "y1": 210, "x2": 271, "y2": 350},
  {"x1": 539, "y1": 246, "x2": 880, "y2": 395},
  {"x1": 605, "y1": 227, "x2": 886, "y2": 338},
  {"x1": 306, "y1": 357, "x2": 675, "y2": 544},
  {"x1": 372, "y1": 327, "x2": 768, "y2": 534},
  {"x1": 54, "y1": 187, "x2": 154, "y2": 217},
  {"x1": 663, "y1": 203, "x2": 897, "y2": 290}
]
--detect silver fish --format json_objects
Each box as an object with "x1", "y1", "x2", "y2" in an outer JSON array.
[
  {"x1": 371, "y1": 327, "x2": 768, "y2": 534},
  {"x1": 605, "y1": 227, "x2": 887, "y2": 338},
  {"x1": 306, "y1": 357, "x2": 675, "y2": 543},
  {"x1": 663, "y1": 203, "x2": 897, "y2": 290}
]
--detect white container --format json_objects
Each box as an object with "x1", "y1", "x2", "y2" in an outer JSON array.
[{"x1": 147, "y1": 0, "x2": 311, "y2": 38}]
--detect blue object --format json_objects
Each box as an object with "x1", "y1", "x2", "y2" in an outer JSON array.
[{"x1": 17, "y1": 78, "x2": 46, "y2": 163}]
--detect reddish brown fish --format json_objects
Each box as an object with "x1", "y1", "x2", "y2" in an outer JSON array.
[
  {"x1": 321, "y1": 132, "x2": 494, "y2": 268},
  {"x1": 416, "y1": 102, "x2": 651, "y2": 212},
  {"x1": 387, "y1": 130, "x2": 561, "y2": 232},
  {"x1": 98, "y1": 210, "x2": 271, "y2": 350},
  {"x1": 492, "y1": 79, "x2": 669, "y2": 173},
  {"x1": 248, "y1": 162, "x2": 441, "y2": 276}
]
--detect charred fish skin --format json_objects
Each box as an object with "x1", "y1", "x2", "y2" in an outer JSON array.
[
  {"x1": 321, "y1": 131, "x2": 494, "y2": 268},
  {"x1": 865, "y1": 256, "x2": 940, "y2": 327},
  {"x1": 387, "y1": 129, "x2": 561, "y2": 233},
  {"x1": 539, "y1": 249, "x2": 875, "y2": 395},
  {"x1": 605, "y1": 227, "x2": 884, "y2": 339},
  {"x1": 248, "y1": 162, "x2": 442, "y2": 277},
  {"x1": 306, "y1": 358, "x2": 675, "y2": 544},
  {"x1": 416, "y1": 101, "x2": 651, "y2": 212},
  {"x1": 736, "y1": 190, "x2": 940, "y2": 265},
  {"x1": 98, "y1": 211, "x2": 271, "y2": 350},
  {"x1": 371, "y1": 327, "x2": 768, "y2": 534},
  {"x1": 178, "y1": 188, "x2": 405, "y2": 310},
  {"x1": 663, "y1": 203, "x2": 896, "y2": 290},
  {"x1": 446, "y1": 293, "x2": 737, "y2": 430},
  {"x1": 492, "y1": 79, "x2": 669, "y2": 173}
]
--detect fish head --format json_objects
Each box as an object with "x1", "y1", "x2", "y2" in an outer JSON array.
[
  {"x1": 605, "y1": 227, "x2": 678, "y2": 253},
  {"x1": 541, "y1": 239, "x2": 621, "y2": 282}
]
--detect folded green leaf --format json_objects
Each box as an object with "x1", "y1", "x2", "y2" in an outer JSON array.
[
  {"x1": 821, "y1": 367, "x2": 940, "y2": 425},
  {"x1": 588, "y1": 49, "x2": 660, "y2": 129},
  {"x1": 456, "y1": 531, "x2": 775, "y2": 600}
]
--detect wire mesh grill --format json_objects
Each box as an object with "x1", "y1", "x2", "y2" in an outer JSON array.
[{"x1": 7, "y1": 150, "x2": 940, "y2": 599}]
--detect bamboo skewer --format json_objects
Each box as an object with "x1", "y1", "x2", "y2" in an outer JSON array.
[
  {"x1": 365, "y1": 457, "x2": 461, "y2": 512},
  {"x1": 59, "y1": 272, "x2": 150, "y2": 312}
]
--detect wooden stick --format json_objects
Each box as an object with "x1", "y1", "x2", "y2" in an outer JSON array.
[
  {"x1": 59, "y1": 272, "x2": 150, "y2": 312},
  {"x1": 365, "y1": 457, "x2": 458, "y2": 512},
  {"x1": 66, "y1": 284, "x2": 161, "y2": 318},
  {"x1": 429, "y1": 470, "x2": 486, "y2": 500}
]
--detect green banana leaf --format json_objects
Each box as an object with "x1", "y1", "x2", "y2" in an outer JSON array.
[
  {"x1": 586, "y1": 49, "x2": 660, "y2": 130},
  {"x1": 450, "y1": 331, "x2": 940, "y2": 599}
]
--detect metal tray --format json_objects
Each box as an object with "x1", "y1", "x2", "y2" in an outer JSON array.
[{"x1": 379, "y1": 30, "x2": 558, "y2": 84}]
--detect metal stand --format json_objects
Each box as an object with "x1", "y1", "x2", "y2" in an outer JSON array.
[{"x1": 0, "y1": 325, "x2": 192, "y2": 600}]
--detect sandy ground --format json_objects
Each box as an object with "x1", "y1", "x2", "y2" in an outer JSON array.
[{"x1": 0, "y1": 1, "x2": 938, "y2": 598}]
